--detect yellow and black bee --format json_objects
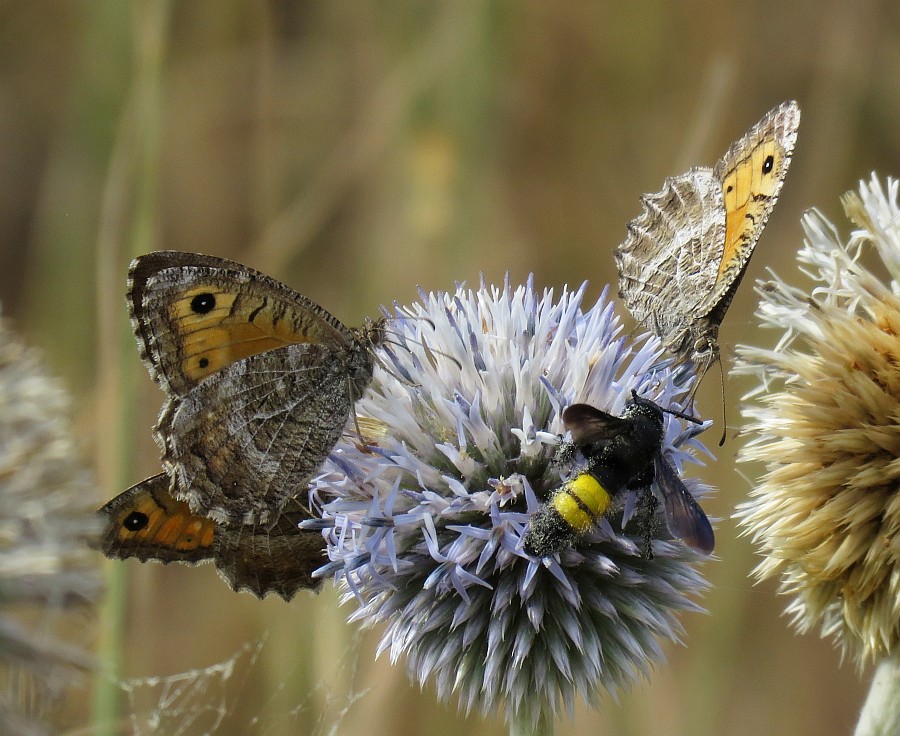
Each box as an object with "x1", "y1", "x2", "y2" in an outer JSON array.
[{"x1": 523, "y1": 393, "x2": 714, "y2": 557}]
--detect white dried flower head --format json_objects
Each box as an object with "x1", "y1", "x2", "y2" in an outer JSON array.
[
  {"x1": 736, "y1": 174, "x2": 900, "y2": 664},
  {"x1": 306, "y1": 277, "x2": 713, "y2": 727},
  {"x1": 0, "y1": 315, "x2": 101, "y2": 734}
]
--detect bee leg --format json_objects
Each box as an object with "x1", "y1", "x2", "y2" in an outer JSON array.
[
  {"x1": 635, "y1": 488, "x2": 660, "y2": 560},
  {"x1": 552, "y1": 439, "x2": 577, "y2": 467}
]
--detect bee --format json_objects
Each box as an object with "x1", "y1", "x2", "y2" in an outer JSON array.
[{"x1": 523, "y1": 393, "x2": 714, "y2": 557}]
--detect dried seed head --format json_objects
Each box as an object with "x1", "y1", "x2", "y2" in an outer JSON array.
[{"x1": 736, "y1": 174, "x2": 900, "y2": 664}]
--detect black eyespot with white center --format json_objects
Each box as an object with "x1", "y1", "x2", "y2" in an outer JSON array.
[
  {"x1": 191, "y1": 292, "x2": 216, "y2": 314},
  {"x1": 762, "y1": 154, "x2": 774, "y2": 175},
  {"x1": 124, "y1": 511, "x2": 149, "y2": 531}
]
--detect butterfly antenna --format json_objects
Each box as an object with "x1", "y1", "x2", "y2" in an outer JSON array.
[
  {"x1": 351, "y1": 409, "x2": 366, "y2": 446},
  {"x1": 381, "y1": 335, "x2": 462, "y2": 371},
  {"x1": 717, "y1": 354, "x2": 727, "y2": 446},
  {"x1": 388, "y1": 308, "x2": 436, "y2": 331}
]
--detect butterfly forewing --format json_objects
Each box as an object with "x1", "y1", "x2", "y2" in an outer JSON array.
[
  {"x1": 708, "y1": 100, "x2": 800, "y2": 312},
  {"x1": 98, "y1": 473, "x2": 216, "y2": 564},
  {"x1": 128, "y1": 251, "x2": 354, "y2": 396}
]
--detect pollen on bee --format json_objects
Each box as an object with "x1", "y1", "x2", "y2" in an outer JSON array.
[{"x1": 551, "y1": 474, "x2": 611, "y2": 533}]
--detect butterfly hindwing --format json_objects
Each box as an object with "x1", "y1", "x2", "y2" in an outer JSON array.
[
  {"x1": 214, "y1": 500, "x2": 325, "y2": 599},
  {"x1": 616, "y1": 169, "x2": 726, "y2": 346},
  {"x1": 159, "y1": 341, "x2": 354, "y2": 523}
]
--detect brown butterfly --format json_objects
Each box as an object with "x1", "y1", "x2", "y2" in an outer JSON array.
[
  {"x1": 96, "y1": 251, "x2": 385, "y2": 598},
  {"x1": 98, "y1": 473, "x2": 324, "y2": 599},
  {"x1": 615, "y1": 101, "x2": 800, "y2": 386},
  {"x1": 127, "y1": 250, "x2": 385, "y2": 525}
]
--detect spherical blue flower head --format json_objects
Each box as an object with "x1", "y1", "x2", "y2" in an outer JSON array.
[{"x1": 306, "y1": 276, "x2": 713, "y2": 727}]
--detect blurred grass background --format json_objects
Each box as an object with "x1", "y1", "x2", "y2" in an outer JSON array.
[{"x1": 2, "y1": 1, "x2": 898, "y2": 733}]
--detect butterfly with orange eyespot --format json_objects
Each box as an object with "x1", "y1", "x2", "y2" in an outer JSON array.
[
  {"x1": 96, "y1": 251, "x2": 386, "y2": 598},
  {"x1": 127, "y1": 250, "x2": 385, "y2": 526},
  {"x1": 615, "y1": 101, "x2": 800, "y2": 392},
  {"x1": 98, "y1": 474, "x2": 324, "y2": 599}
]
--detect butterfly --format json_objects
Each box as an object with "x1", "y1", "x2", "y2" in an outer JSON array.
[
  {"x1": 614, "y1": 101, "x2": 800, "y2": 386},
  {"x1": 523, "y1": 393, "x2": 714, "y2": 557},
  {"x1": 98, "y1": 473, "x2": 324, "y2": 600},
  {"x1": 127, "y1": 250, "x2": 385, "y2": 525}
]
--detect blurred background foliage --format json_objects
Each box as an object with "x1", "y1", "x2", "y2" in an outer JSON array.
[{"x1": 1, "y1": 1, "x2": 898, "y2": 734}]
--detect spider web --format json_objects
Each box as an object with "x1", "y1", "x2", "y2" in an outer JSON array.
[{"x1": 115, "y1": 632, "x2": 369, "y2": 736}]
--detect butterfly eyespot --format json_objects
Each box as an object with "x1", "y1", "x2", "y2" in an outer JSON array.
[
  {"x1": 762, "y1": 154, "x2": 774, "y2": 174},
  {"x1": 123, "y1": 511, "x2": 149, "y2": 531},
  {"x1": 198, "y1": 357, "x2": 210, "y2": 369},
  {"x1": 190, "y1": 292, "x2": 216, "y2": 314}
]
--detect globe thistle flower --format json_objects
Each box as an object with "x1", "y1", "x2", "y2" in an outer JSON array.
[
  {"x1": 0, "y1": 314, "x2": 102, "y2": 734},
  {"x1": 735, "y1": 174, "x2": 900, "y2": 666},
  {"x1": 306, "y1": 277, "x2": 713, "y2": 728}
]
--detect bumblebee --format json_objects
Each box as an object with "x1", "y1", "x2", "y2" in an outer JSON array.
[{"x1": 523, "y1": 393, "x2": 714, "y2": 557}]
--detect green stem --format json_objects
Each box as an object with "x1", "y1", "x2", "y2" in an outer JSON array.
[
  {"x1": 91, "y1": 2, "x2": 169, "y2": 733},
  {"x1": 509, "y1": 709, "x2": 554, "y2": 736},
  {"x1": 854, "y1": 652, "x2": 900, "y2": 736}
]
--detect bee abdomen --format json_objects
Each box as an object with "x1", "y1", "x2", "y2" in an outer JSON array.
[
  {"x1": 552, "y1": 474, "x2": 611, "y2": 532},
  {"x1": 523, "y1": 474, "x2": 611, "y2": 557}
]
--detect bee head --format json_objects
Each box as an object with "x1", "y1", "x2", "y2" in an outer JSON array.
[{"x1": 623, "y1": 395, "x2": 665, "y2": 448}]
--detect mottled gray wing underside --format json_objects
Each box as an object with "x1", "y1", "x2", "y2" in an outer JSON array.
[
  {"x1": 158, "y1": 342, "x2": 352, "y2": 524},
  {"x1": 614, "y1": 101, "x2": 800, "y2": 371},
  {"x1": 215, "y1": 501, "x2": 325, "y2": 599},
  {"x1": 615, "y1": 169, "x2": 726, "y2": 345}
]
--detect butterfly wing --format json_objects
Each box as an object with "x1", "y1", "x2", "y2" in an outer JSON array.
[
  {"x1": 128, "y1": 251, "x2": 354, "y2": 397},
  {"x1": 97, "y1": 474, "x2": 325, "y2": 599},
  {"x1": 214, "y1": 498, "x2": 325, "y2": 600},
  {"x1": 615, "y1": 101, "x2": 800, "y2": 365},
  {"x1": 614, "y1": 168, "x2": 726, "y2": 352},
  {"x1": 158, "y1": 341, "x2": 354, "y2": 523},
  {"x1": 703, "y1": 100, "x2": 800, "y2": 319},
  {"x1": 98, "y1": 473, "x2": 216, "y2": 563},
  {"x1": 653, "y1": 454, "x2": 714, "y2": 555}
]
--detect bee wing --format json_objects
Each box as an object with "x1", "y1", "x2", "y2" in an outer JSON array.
[
  {"x1": 653, "y1": 455, "x2": 715, "y2": 554},
  {"x1": 562, "y1": 403, "x2": 630, "y2": 446}
]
